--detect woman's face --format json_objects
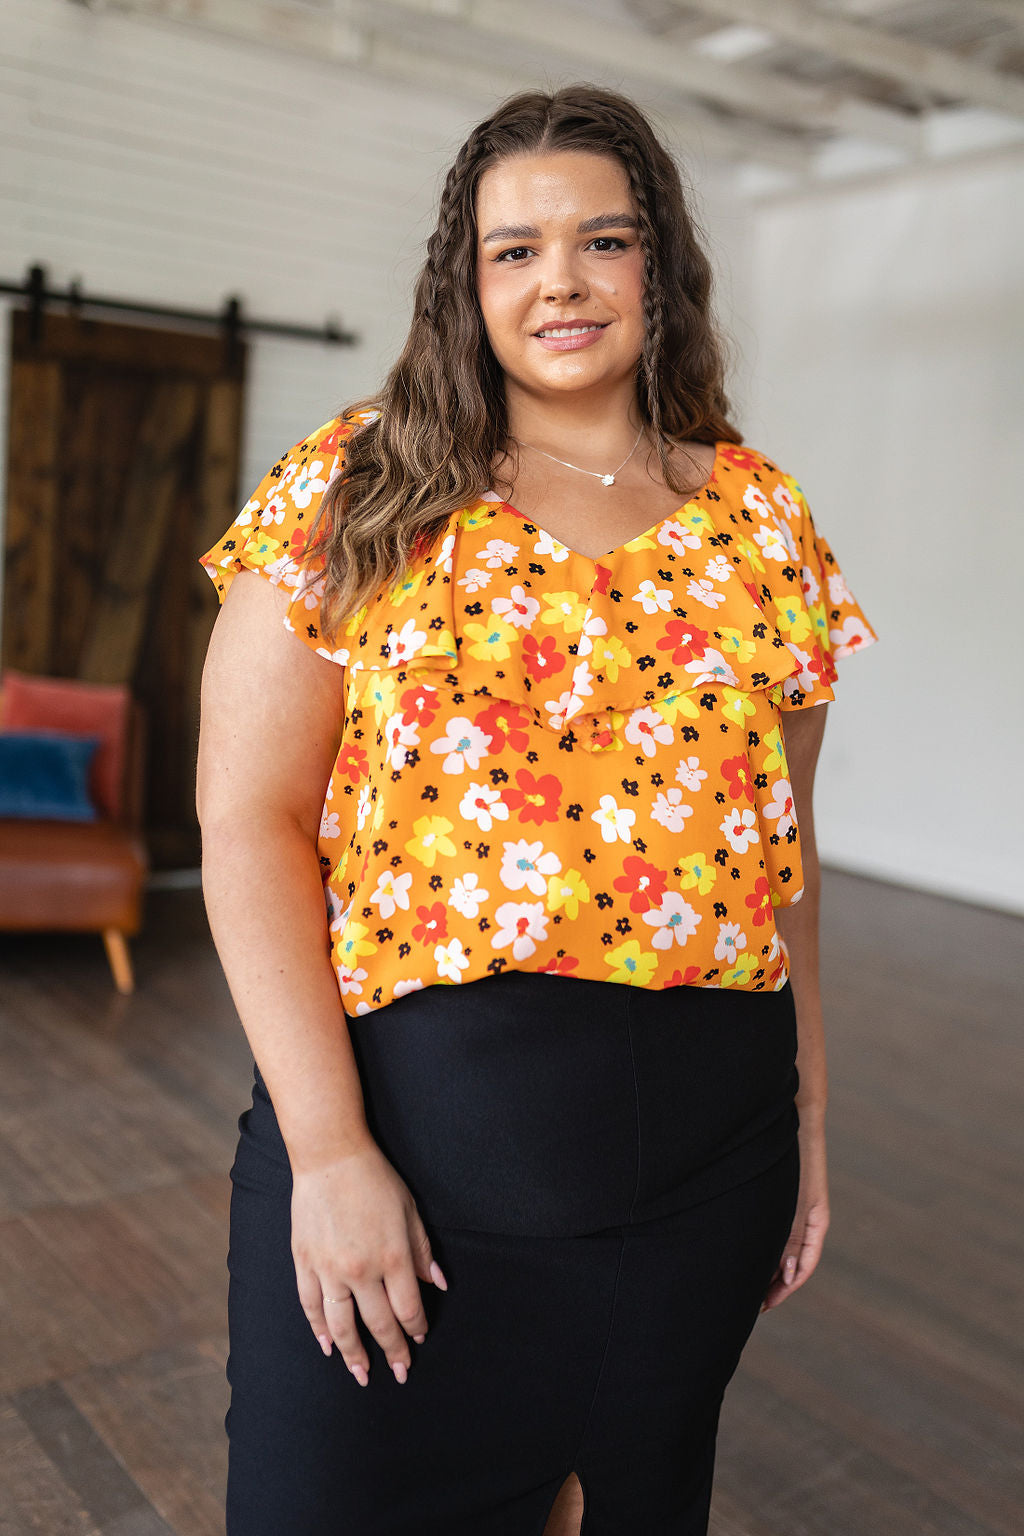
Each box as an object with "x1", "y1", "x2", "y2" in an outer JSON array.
[{"x1": 474, "y1": 150, "x2": 646, "y2": 405}]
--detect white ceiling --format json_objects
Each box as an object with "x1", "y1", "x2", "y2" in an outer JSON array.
[{"x1": 80, "y1": 0, "x2": 1024, "y2": 193}]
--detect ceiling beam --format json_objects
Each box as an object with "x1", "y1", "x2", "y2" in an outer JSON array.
[
  {"x1": 670, "y1": 0, "x2": 1024, "y2": 120},
  {"x1": 90, "y1": 0, "x2": 920, "y2": 151},
  {"x1": 81, "y1": 0, "x2": 812, "y2": 170}
]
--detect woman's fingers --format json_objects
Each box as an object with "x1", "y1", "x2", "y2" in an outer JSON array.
[
  {"x1": 322, "y1": 1291, "x2": 371, "y2": 1385},
  {"x1": 355, "y1": 1277, "x2": 417, "y2": 1382}
]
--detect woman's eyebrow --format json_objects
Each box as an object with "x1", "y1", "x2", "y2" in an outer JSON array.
[{"x1": 481, "y1": 212, "x2": 639, "y2": 244}]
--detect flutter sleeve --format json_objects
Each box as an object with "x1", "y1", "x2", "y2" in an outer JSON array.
[
  {"x1": 768, "y1": 468, "x2": 879, "y2": 710},
  {"x1": 198, "y1": 412, "x2": 356, "y2": 666}
]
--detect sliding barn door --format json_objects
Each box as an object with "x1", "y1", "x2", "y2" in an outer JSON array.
[{"x1": 2, "y1": 310, "x2": 245, "y2": 868}]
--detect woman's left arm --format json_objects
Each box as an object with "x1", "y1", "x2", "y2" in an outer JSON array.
[{"x1": 761, "y1": 701, "x2": 831, "y2": 1311}]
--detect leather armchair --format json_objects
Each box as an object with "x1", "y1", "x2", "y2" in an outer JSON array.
[{"x1": 0, "y1": 669, "x2": 149, "y2": 993}]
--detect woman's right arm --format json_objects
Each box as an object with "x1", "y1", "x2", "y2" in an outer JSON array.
[{"x1": 196, "y1": 568, "x2": 445, "y2": 1386}]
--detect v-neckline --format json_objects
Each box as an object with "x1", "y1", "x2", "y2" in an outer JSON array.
[{"x1": 488, "y1": 440, "x2": 723, "y2": 565}]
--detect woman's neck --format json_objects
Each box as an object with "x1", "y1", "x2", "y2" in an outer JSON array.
[{"x1": 504, "y1": 381, "x2": 644, "y2": 464}]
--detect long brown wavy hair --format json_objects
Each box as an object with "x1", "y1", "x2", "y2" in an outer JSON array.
[{"x1": 303, "y1": 83, "x2": 743, "y2": 645}]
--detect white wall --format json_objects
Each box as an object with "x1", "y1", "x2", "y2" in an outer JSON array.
[
  {"x1": 2, "y1": 0, "x2": 1020, "y2": 912},
  {"x1": 734, "y1": 151, "x2": 1024, "y2": 914}
]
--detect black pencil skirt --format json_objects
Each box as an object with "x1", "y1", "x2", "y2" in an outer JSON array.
[{"x1": 225, "y1": 971, "x2": 802, "y2": 1535}]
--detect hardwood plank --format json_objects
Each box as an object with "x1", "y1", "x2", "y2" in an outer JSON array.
[{"x1": 0, "y1": 1398, "x2": 100, "y2": 1536}]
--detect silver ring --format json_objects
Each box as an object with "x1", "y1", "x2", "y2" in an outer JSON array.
[{"x1": 323, "y1": 1294, "x2": 350, "y2": 1305}]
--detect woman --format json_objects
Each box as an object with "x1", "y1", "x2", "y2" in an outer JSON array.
[{"x1": 197, "y1": 85, "x2": 876, "y2": 1536}]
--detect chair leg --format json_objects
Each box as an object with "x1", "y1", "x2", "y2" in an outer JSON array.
[{"x1": 102, "y1": 928, "x2": 135, "y2": 994}]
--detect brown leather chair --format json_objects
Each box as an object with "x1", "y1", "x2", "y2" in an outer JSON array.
[{"x1": 0, "y1": 669, "x2": 148, "y2": 993}]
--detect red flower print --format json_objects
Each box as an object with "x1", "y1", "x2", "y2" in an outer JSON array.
[
  {"x1": 745, "y1": 877, "x2": 773, "y2": 927},
  {"x1": 400, "y1": 683, "x2": 441, "y2": 728},
  {"x1": 317, "y1": 423, "x2": 345, "y2": 456},
  {"x1": 474, "y1": 700, "x2": 532, "y2": 754},
  {"x1": 743, "y1": 579, "x2": 763, "y2": 609},
  {"x1": 412, "y1": 901, "x2": 448, "y2": 946},
  {"x1": 522, "y1": 631, "x2": 567, "y2": 682},
  {"x1": 538, "y1": 954, "x2": 580, "y2": 977},
  {"x1": 613, "y1": 856, "x2": 668, "y2": 914},
  {"x1": 504, "y1": 768, "x2": 561, "y2": 825},
  {"x1": 721, "y1": 754, "x2": 755, "y2": 803},
  {"x1": 592, "y1": 563, "x2": 612, "y2": 596},
  {"x1": 664, "y1": 965, "x2": 704, "y2": 988},
  {"x1": 719, "y1": 445, "x2": 764, "y2": 472},
  {"x1": 806, "y1": 643, "x2": 837, "y2": 689},
  {"x1": 658, "y1": 618, "x2": 710, "y2": 665},
  {"x1": 336, "y1": 743, "x2": 368, "y2": 784}
]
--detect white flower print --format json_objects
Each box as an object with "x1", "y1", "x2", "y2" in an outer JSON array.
[
  {"x1": 500, "y1": 839, "x2": 562, "y2": 896},
  {"x1": 491, "y1": 901, "x2": 549, "y2": 960},
  {"x1": 369, "y1": 869, "x2": 413, "y2": 919},
  {"x1": 573, "y1": 614, "x2": 607, "y2": 659},
  {"x1": 260, "y1": 489, "x2": 289, "y2": 526},
  {"x1": 625, "y1": 706, "x2": 674, "y2": 757},
  {"x1": 800, "y1": 563, "x2": 820, "y2": 606},
  {"x1": 435, "y1": 531, "x2": 456, "y2": 576},
  {"x1": 385, "y1": 617, "x2": 432, "y2": 666},
  {"x1": 720, "y1": 807, "x2": 759, "y2": 854},
  {"x1": 828, "y1": 570, "x2": 854, "y2": 606},
  {"x1": 479, "y1": 537, "x2": 519, "y2": 568},
  {"x1": 435, "y1": 937, "x2": 470, "y2": 982},
  {"x1": 335, "y1": 963, "x2": 368, "y2": 998},
  {"x1": 312, "y1": 643, "x2": 351, "y2": 668},
  {"x1": 320, "y1": 809, "x2": 342, "y2": 840},
  {"x1": 449, "y1": 871, "x2": 491, "y2": 919},
  {"x1": 781, "y1": 644, "x2": 817, "y2": 695},
  {"x1": 236, "y1": 497, "x2": 258, "y2": 528},
  {"x1": 289, "y1": 460, "x2": 328, "y2": 510},
  {"x1": 642, "y1": 892, "x2": 701, "y2": 949},
  {"x1": 743, "y1": 484, "x2": 773, "y2": 520},
  {"x1": 384, "y1": 712, "x2": 420, "y2": 771},
  {"x1": 763, "y1": 777, "x2": 796, "y2": 837},
  {"x1": 684, "y1": 649, "x2": 739, "y2": 688},
  {"x1": 632, "y1": 579, "x2": 673, "y2": 615},
  {"x1": 685, "y1": 578, "x2": 727, "y2": 610},
  {"x1": 660, "y1": 521, "x2": 702, "y2": 554},
  {"x1": 544, "y1": 690, "x2": 576, "y2": 731},
  {"x1": 394, "y1": 977, "x2": 426, "y2": 999},
  {"x1": 753, "y1": 524, "x2": 790, "y2": 562},
  {"x1": 458, "y1": 567, "x2": 493, "y2": 594},
  {"x1": 535, "y1": 530, "x2": 571, "y2": 564},
  {"x1": 430, "y1": 716, "x2": 493, "y2": 774},
  {"x1": 773, "y1": 484, "x2": 801, "y2": 522},
  {"x1": 830, "y1": 616, "x2": 873, "y2": 654},
  {"x1": 676, "y1": 756, "x2": 707, "y2": 792},
  {"x1": 715, "y1": 921, "x2": 747, "y2": 963},
  {"x1": 459, "y1": 781, "x2": 508, "y2": 832},
  {"x1": 491, "y1": 584, "x2": 540, "y2": 629},
  {"x1": 650, "y1": 787, "x2": 693, "y2": 833},
  {"x1": 704, "y1": 555, "x2": 732, "y2": 585},
  {"x1": 591, "y1": 795, "x2": 637, "y2": 844},
  {"x1": 289, "y1": 570, "x2": 327, "y2": 609},
  {"x1": 355, "y1": 780, "x2": 373, "y2": 831}
]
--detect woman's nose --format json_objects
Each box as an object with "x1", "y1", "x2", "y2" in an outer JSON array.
[{"x1": 539, "y1": 248, "x2": 589, "y2": 304}]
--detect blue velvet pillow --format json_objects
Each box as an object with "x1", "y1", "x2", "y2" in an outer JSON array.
[{"x1": 0, "y1": 729, "x2": 102, "y2": 821}]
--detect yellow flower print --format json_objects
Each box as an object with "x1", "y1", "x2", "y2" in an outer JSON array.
[
  {"x1": 680, "y1": 505, "x2": 715, "y2": 534},
  {"x1": 338, "y1": 920, "x2": 377, "y2": 965},
  {"x1": 735, "y1": 535, "x2": 765, "y2": 574},
  {"x1": 405, "y1": 814, "x2": 458, "y2": 867},
  {"x1": 720, "y1": 688, "x2": 757, "y2": 726},
  {"x1": 361, "y1": 670, "x2": 398, "y2": 726},
  {"x1": 590, "y1": 633, "x2": 632, "y2": 682},
  {"x1": 721, "y1": 952, "x2": 758, "y2": 987},
  {"x1": 540, "y1": 591, "x2": 587, "y2": 633},
  {"x1": 343, "y1": 601, "x2": 369, "y2": 639},
  {"x1": 652, "y1": 689, "x2": 701, "y2": 726},
  {"x1": 605, "y1": 939, "x2": 659, "y2": 986},
  {"x1": 679, "y1": 853, "x2": 717, "y2": 896},
  {"x1": 389, "y1": 566, "x2": 426, "y2": 608},
  {"x1": 773, "y1": 596, "x2": 812, "y2": 644},
  {"x1": 546, "y1": 867, "x2": 591, "y2": 920},
  {"x1": 808, "y1": 599, "x2": 829, "y2": 645},
  {"x1": 463, "y1": 615, "x2": 519, "y2": 662},
  {"x1": 761, "y1": 725, "x2": 788, "y2": 775},
  {"x1": 248, "y1": 532, "x2": 283, "y2": 568},
  {"x1": 462, "y1": 502, "x2": 495, "y2": 532},
  {"x1": 716, "y1": 627, "x2": 757, "y2": 664}
]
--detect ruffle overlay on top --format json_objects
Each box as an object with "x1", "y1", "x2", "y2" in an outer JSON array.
[{"x1": 200, "y1": 420, "x2": 878, "y2": 1008}]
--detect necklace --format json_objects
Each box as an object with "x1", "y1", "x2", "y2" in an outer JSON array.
[{"x1": 513, "y1": 423, "x2": 645, "y2": 487}]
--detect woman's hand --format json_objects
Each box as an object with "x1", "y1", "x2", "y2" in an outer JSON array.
[
  {"x1": 291, "y1": 1142, "x2": 448, "y2": 1385},
  {"x1": 760, "y1": 1115, "x2": 830, "y2": 1312}
]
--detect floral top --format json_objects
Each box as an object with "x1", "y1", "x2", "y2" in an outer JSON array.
[{"x1": 199, "y1": 413, "x2": 877, "y2": 1015}]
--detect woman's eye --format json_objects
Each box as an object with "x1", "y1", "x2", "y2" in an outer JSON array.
[{"x1": 494, "y1": 235, "x2": 629, "y2": 262}]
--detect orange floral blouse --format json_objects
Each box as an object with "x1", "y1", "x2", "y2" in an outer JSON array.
[{"x1": 199, "y1": 413, "x2": 878, "y2": 1015}]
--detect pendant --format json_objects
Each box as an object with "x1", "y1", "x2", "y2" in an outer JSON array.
[{"x1": 601, "y1": 473, "x2": 615, "y2": 486}]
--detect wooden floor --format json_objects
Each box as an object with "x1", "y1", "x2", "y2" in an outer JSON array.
[{"x1": 0, "y1": 870, "x2": 1021, "y2": 1535}]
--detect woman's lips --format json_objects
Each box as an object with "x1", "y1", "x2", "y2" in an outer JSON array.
[{"x1": 532, "y1": 322, "x2": 609, "y2": 353}]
